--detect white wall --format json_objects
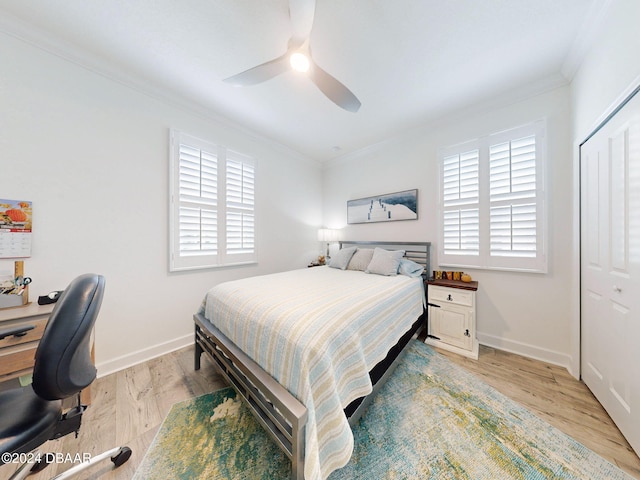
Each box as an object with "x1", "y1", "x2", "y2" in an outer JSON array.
[
  {"x1": 0, "y1": 33, "x2": 322, "y2": 375},
  {"x1": 571, "y1": 0, "x2": 640, "y2": 140},
  {"x1": 323, "y1": 86, "x2": 575, "y2": 369}
]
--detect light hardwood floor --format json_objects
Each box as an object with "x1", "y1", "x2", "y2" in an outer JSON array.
[{"x1": 2, "y1": 342, "x2": 639, "y2": 480}]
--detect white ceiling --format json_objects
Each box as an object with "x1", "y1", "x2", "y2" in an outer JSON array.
[{"x1": 0, "y1": 0, "x2": 603, "y2": 161}]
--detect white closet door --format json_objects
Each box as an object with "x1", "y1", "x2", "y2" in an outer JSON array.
[{"x1": 580, "y1": 89, "x2": 640, "y2": 455}]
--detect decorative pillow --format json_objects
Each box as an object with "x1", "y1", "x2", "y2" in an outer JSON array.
[
  {"x1": 347, "y1": 248, "x2": 374, "y2": 271},
  {"x1": 328, "y1": 246, "x2": 357, "y2": 270},
  {"x1": 365, "y1": 248, "x2": 405, "y2": 276},
  {"x1": 398, "y1": 259, "x2": 425, "y2": 278}
]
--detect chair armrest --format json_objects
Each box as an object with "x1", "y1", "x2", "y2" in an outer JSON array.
[{"x1": 0, "y1": 324, "x2": 35, "y2": 340}]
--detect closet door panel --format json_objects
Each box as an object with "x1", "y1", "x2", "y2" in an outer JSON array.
[{"x1": 580, "y1": 88, "x2": 640, "y2": 455}]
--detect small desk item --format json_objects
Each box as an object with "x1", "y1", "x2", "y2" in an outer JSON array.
[
  {"x1": 425, "y1": 279, "x2": 479, "y2": 359},
  {"x1": 38, "y1": 290, "x2": 63, "y2": 305},
  {"x1": 0, "y1": 261, "x2": 30, "y2": 309}
]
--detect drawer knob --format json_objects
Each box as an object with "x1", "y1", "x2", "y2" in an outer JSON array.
[{"x1": 447, "y1": 294, "x2": 453, "y2": 301}]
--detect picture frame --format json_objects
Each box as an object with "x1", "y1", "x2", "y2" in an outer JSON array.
[{"x1": 347, "y1": 189, "x2": 418, "y2": 224}]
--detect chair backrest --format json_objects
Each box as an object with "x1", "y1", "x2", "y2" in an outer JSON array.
[{"x1": 32, "y1": 274, "x2": 105, "y2": 401}]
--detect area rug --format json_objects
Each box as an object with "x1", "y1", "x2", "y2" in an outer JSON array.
[{"x1": 134, "y1": 341, "x2": 634, "y2": 479}]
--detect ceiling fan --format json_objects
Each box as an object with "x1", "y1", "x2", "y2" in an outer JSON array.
[{"x1": 223, "y1": 0, "x2": 361, "y2": 113}]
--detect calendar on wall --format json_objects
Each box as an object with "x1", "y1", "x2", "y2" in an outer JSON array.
[{"x1": 0, "y1": 199, "x2": 32, "y2": 258}]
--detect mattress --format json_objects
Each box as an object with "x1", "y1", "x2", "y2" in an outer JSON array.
[{"x1": 200, "y1": 266, "x2": 425, "y2": 479}]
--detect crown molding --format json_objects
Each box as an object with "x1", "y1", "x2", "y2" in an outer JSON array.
[
  {"x1": 323, "y1": 73, "x2": 569, "y2": 169},
  {"x1": 0, "y1": 11, "x2": 320, "y2": 168}
]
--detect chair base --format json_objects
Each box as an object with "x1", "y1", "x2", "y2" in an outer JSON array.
[{"x1": 6, "y1": 446, "x2": 132, "y2": 480}]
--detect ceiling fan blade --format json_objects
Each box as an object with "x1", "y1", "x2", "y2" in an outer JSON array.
[
  {"x1": 309, "y1": 62, "x2": 361, "y2": 113},
  {"x1": 289, "y1": 0, "x2": 316, "y2": 44},
  {"x1": 223, "y1": 53, "x2": 290, "y2": 86}
]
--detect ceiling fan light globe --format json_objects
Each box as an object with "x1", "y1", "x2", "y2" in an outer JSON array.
[{"x1": 290, "y1": 52, "x2": 310, "y2": 73}]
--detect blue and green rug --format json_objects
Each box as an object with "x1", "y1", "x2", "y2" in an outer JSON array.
[{"x1": 134, "y1": 341, "x2": 634, "y2": 479}]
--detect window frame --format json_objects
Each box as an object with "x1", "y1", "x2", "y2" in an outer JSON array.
[
  {"x1": 169, "y1": 130, "x2": 257, "y2": 272},
  {"x1": 437, "y1": 120, "x2": 547, "y2": 273}
]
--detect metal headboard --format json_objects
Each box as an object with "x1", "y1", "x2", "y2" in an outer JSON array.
[{"x1": 338, "y1": 241, "x2": 431, "y2": 278}]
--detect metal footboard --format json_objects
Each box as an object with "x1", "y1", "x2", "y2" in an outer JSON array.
[
  {"x1": 194, "y1": 311, "x2": 424, "y2": 480},
  {"x1": 194, "y1": 314, "x2": 307, "y2": 480}
]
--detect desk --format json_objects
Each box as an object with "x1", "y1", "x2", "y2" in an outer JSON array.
[{"x1": 0, "y1": 303, "x2": 93, "y2": 403}]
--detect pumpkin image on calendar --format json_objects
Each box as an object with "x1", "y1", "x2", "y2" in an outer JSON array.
[{"x1": 0, "y1": 200, "x2": 32, "y2": 230}]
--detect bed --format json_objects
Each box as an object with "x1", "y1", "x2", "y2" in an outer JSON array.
[{"x1": 194, "y1": 241, "x2": 430, "y2": 480}]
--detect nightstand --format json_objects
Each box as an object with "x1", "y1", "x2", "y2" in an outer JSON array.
[{"x1": 425, "y1": 279, "x2": 479, "y2": 359}]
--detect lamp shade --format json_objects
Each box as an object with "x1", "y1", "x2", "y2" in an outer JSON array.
[{"x1": 317, "y1": 228, "x2": 338, "y2": 242}]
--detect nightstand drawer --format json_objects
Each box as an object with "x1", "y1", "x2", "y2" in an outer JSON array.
[{"x1": 429, "y1": 286, "x2": 474, "y2": 307}]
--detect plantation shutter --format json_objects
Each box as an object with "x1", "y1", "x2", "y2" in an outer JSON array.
[
  {"x1": 489, "y1": 135, "x2": 537, "y2": 258},
  {"x1": 170, "y1": 130, "x2": 257, "y2": 271},
  {"x1": 226, "y1": 151, "x2": 256, "y2": 260},
  {"x1": 438, "y1": 120, "x2": 546, "y2": 272},
  {"x1": 442, "y1": 148, "x2": 480, "y2": 256},
  {"x1": 178, "y1": 144, "x2": 218, "y2": 257}
]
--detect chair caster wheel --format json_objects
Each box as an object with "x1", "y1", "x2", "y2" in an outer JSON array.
[{"x1": 111, "y1": 446, "x2": 132, "y2": 468}]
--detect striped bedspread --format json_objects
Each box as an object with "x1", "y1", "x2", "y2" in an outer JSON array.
[{"x1": 201, "y1": 266, "x2": 425, "y2": 480}]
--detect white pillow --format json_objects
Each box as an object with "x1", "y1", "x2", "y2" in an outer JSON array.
[
  {"x1": 365, "y1": 248, "x2": 405, "y2": 276},
  {"x1": 328, "y1": 246, "x2": 357, "y2": 270},
  {"x1": 347, "y1": 248, "x2": 374, "y2": 271}
]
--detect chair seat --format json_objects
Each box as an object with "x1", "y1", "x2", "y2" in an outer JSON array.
[{"x1": 0, "y1": 386, "x2": 62, "y2": 461}]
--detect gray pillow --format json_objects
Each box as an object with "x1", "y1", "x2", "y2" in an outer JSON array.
[
  {"x1": 347, "y1": 248, "x2": 374, "y2": 271},
  {"x1": 328, "y1": 246, "x2": 357, "y2": 270},
  {"x1": 365, "y1": 248, "x2": 405, "y2": 276}
]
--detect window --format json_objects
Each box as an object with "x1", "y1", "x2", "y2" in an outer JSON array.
[
  {"x1": 169, "y1": 130, "x2": 256, "y2": 271},
  {"x1": 438, "y1": 121, "x2": 546, "y2": 272}
]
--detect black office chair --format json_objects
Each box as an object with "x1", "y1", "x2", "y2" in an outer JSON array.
[{"x1": 0, "y1": 274, "x2": 131, "y2": 479}]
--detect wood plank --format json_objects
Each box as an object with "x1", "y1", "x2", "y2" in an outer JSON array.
[{"x1": 114, "y1": 362, "x2": 163, "y2": 447}]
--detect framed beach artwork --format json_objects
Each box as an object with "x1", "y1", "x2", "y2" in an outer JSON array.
[{"x1": 347, "y1": 189, "x2": 418, "y2": 224}]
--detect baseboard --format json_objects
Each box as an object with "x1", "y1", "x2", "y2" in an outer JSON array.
[
  {"x1": 95, "y1": 331, "x2": 574, "y2": 379},
  {"x1": 424, "y1": 337, "x2": 479, "y2": 360},
  {"x1": 477, "y1": 332, "x2": 573, "y2": 373},
  {"x1": 96, "y1": 333, "x2": 193, "y2": 378}
]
